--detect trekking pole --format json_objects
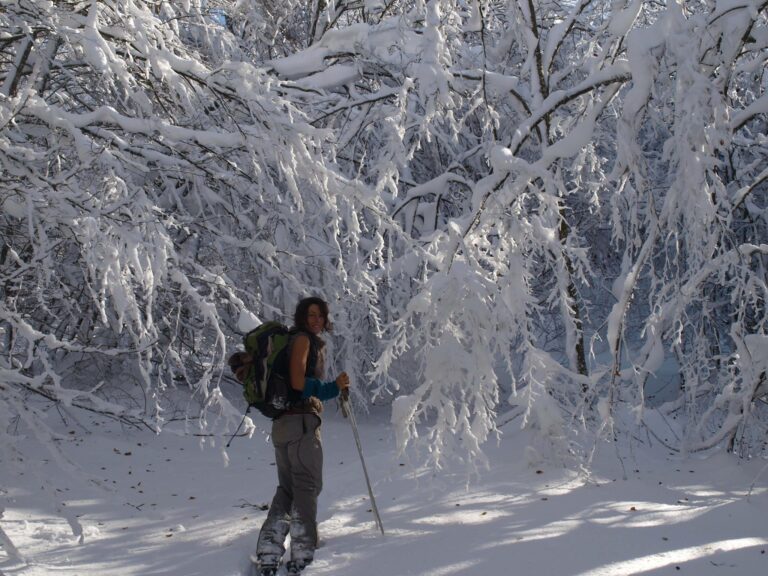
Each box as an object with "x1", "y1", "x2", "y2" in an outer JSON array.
[
  {"x1": 226, "y1": 406, "x2": 251, "y2": 448},
  {"x1": 340, "y1": 388, "x2": 385, "y2": 535}
]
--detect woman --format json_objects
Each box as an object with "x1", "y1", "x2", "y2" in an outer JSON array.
[{"x1": 255, "y1": 297, "x2": 350, "y2": 576}]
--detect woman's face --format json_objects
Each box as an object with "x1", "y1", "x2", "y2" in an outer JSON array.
[{"x1": 306, "y1": 304, "x2": 326, "y2": 335}]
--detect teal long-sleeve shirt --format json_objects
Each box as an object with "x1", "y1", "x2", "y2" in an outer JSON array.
[{"x1": 302, "y1": 377, "x2": 340, "y2": 401}]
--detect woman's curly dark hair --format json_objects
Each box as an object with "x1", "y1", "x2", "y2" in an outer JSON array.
[{"x1": 294, "y1": 296, "x2": 333, "y2": 333}]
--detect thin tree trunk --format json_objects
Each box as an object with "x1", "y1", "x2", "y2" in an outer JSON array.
[{"x1": 1, "y1": 35, "x2": 34, "y2": 97}]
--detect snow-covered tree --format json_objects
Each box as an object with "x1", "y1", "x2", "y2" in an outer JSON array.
[
  {"x1": 605, "y1": 0, "x2": 768, "y2": 456},
  {"x1": 0, "y1": 0, "x2": 383, "y2": 451},
  {"x1": 2, "y1": 0, "x2": 766, "y2": 473},
  {"x1": 265, "y1": 0, "x2": 767, "y2": 465}
]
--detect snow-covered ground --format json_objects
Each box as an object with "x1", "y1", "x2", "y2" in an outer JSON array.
[{"x1": 1, "y1": 402, "x2": 767, "y2": 576}]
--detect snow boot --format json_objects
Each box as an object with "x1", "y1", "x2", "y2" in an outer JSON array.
[
  {"x1": 258, "y1": 564, "x2": 279, "y2": 576},
  {"x1": 286, "y1": 560, "x2": 308, "y2": 574}
]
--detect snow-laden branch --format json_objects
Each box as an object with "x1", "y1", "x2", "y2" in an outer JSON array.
[
  {"x1": 731, "y1": 91, "x2": 768, "y2": 132},
  {"x1": 508, "y1": 63, "x2": 630, "y2": 155}
]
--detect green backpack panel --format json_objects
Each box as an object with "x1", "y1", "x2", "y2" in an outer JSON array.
[{"x1": 228, "y1": 321, "x2": 292, "y2": 419}]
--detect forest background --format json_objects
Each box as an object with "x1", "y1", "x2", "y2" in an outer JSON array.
[{"x1": 1, "y1": 0, "x2": 767, "y2": 482}]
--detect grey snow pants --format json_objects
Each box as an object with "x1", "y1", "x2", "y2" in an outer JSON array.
[{"x1": 256, "y1": 413, "x2": 323, "y2": 568}]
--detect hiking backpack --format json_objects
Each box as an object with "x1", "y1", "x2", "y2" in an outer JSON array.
[{"x1": 228, "y1": 321, "x2": 292, "y2": 419}]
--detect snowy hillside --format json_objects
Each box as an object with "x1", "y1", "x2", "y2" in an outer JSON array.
[{"x1": 2, "y1": 402, "x2": 766, "y2": 576}]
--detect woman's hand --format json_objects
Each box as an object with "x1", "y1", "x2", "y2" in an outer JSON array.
[{"x1": 336, "y1": 371, "x2": 350, "y2": 391}]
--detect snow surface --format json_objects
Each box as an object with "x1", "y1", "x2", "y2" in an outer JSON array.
[{"x1": 1, "y1": 403, "x2": 766, "y2": 576}]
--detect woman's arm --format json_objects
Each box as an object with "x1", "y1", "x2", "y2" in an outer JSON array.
[
  {"x1": 289, "y1": 333, "x2": 349, "y2": 400},
  {"x1": 289, "y1": 334, "x2": 310, "y2": 392}
]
